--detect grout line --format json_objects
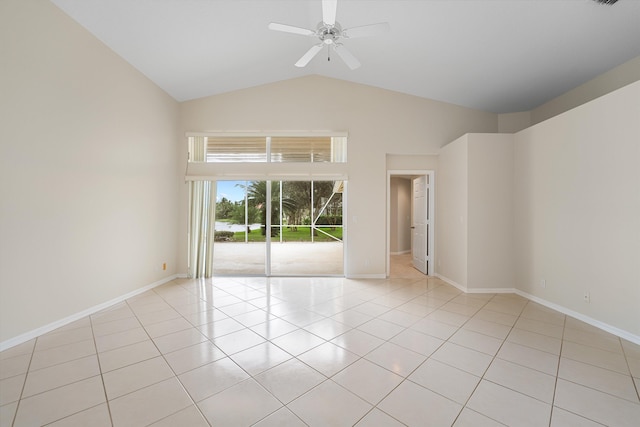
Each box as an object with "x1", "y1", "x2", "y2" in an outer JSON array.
[{"x1": 9, "y1": 338, "x2": 36, "y2": 427}]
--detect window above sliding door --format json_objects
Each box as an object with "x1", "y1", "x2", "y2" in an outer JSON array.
[{"x1": 188, "y1": 134, "x2": 347, "y2": 164}]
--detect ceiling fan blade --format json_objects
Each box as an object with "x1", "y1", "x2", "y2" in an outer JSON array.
[
  {"x1": 268, "y1": 22, "x2": 315, "y2": 36},
  {"x1": 344, "y1": 22, "x2": 390, "y2": 38},
  {"x1": 322, "y1": 0, "x2": 338, "y2": 26},
  {"x1": 333, "y1": 44, "x2": 361, "y2": 70},
  {"x1": 295, "y1": 44, "x2": 323, "y2": 67}
]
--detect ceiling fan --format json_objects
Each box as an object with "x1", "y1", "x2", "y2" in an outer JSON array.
[{"x1": 268, "y1": 0, "x2": 390, "y2": 70}]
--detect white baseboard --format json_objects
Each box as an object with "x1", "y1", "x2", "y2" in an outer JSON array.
[
  {"x1": 435, "y1": 274, "x2": 466, "y2": 292},
  {"x1": 435, "y1": 275, "x2": 640, "y2": 346},
  {"x1": 435, "y1": 274, "x2": 516, "y2": 295},
  {"x1": 514, "y1": 289, "x2": 640, "y2": 346},
  {"x1": 469, "y1": 287, "x2": 517, "y2": 294},
  {"x1": 0, "y1": 274, "x2": 181, "y2": 352}
]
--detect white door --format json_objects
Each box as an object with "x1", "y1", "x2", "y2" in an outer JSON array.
[{"x1": 412, "y1": 176, "x2": 428, "y2": 274}]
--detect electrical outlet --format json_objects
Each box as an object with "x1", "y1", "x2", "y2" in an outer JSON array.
[
  {"x1": 162, "y1": 263, "x2": 167, "y2": 271},
  {"x1": 540, "y1": 278, "x2": 546, "y2": 288},
  {"x1": 583, "y1": 292, "x2": 590, "y2": 303}
]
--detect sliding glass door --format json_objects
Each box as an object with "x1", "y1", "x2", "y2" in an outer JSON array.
[{"x1": 211, "y1": 179, "x2": 343, "y2": 276}]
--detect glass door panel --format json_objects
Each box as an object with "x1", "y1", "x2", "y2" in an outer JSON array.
[
  {"x1": 212, "y1": 180, "x2": 266, "y2": 275},
  {"x1": 271, "y1": 180, "x2": 343, "y2": 276}
]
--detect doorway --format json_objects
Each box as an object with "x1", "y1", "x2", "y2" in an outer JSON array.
[{"x1": 386, "y1": 171, "x2": 434, "y2": 277}]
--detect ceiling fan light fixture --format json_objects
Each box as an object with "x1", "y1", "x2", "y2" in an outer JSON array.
[{"x1": 268, "y1": 0, "x2": 389, "y2": 69}]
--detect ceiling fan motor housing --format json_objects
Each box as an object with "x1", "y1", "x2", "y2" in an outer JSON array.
[{"x1": 317, "y1": 22, "x2": 342, "y2": 44}]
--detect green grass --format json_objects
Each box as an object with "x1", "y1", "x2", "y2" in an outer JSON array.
[{"x1": 228, "y1": 227, "x2": 342, "y2": 242}]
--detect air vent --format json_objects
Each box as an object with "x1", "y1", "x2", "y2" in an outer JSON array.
[{"x1": 592, "y1": 0, "x2": 618, "y2": 4}]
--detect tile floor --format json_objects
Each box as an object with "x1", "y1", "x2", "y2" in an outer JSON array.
[{"x1": 1, "y1": 266, "x2": 639, "y2": 426}]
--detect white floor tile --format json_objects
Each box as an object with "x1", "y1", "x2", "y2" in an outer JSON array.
[
  {"x1": 453, "y1": 408, "x2": 505, "y2": 427},
  {"x1": 330, "y1": 329, "x2": 385, "y2": 357},
  {"x1": 467, "y1": 380, "x2": 551, "y2": 427},
  {"x1": 270, "y1": 329, "x2": 325, "y2": 356},
  {"x1": 252, "y1": 406, "x2": 307, "y2": 427},
  {"x1": 554, "y1": 378, "x2": 640, "y2": 427},
  {"x1": 230, "y1": 341, "x2": 292, "y2": 376},
  {"x1": 297, "y1": 341, "x2": 359, "y2": 377},
  {"x1": 13, "y1": 376, "x2": 105, "y2": 427},
  {"x1": 288, "y1": 380, "x2": 372, "y2": 427},
  {"x1": 109, "y1": 377, "x2": 193, "y2": 427},
  {"x1": 354, "y1": 408, "x2": 405, "y2": 426},
  {"x1": 198, "y1": 379, "x2": 281, "y2": 426},
  {"x1": 484, "y1": 358, "x2": 556, "y2": 403},
  {"x1": 255, "y1": 358, "x2": 326, "y2": 403},
  {"x1": 333, "y1": 358, "x2": 403, "y2": 404},
  {"x1": 431, "y1": 342, "x2": 493, "y2": 377},
  {"x1": 46, "y1": 403, "x2": 111, "y2": 427},
  {"x1": 364, "y1": 342, "x2": 426, "y2": 377},
  {"x1": 212, "y1": 328, "x2": 266, "y2": 355},
  {"x1": 378, "y1": 380, "x2": 462, "y2": 427},
  {"x1": 559, "y1": 357, "x2": 639, "y2": 402},
  {"x1": 178, "y1": 357, "x2": 249, "y2": 402},
  {"x1": 409, "y1": 358, "x2": 480, "y2": 404}
]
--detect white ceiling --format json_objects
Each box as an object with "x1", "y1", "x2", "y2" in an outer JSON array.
[{"x1": 51, "y1": 0, "x2": 640, "y2": 113}]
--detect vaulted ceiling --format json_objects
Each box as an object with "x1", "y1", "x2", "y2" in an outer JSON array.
[{"x1": 51, "y1": 0, "x2": 640, "y2": 113}]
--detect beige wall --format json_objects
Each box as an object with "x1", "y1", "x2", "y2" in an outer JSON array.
[
  {"x1": 436, "y1": 134, "x2": 514, "y2": 291},
  {"x1": 514, "y1": 81, "x2": 640, "y2": 336},
  {"x1": 436, "y1": 136, "x2": 469, "y2": 287},
  {"x1": 179, "y1": 77, "x2": 497, "y2": 277},
  {"x1": 0, "y1": 0, "x2": 180, "y2": 343},
  {"x1": 531, "y1": 55, "x2": 640, "y2": 125},
  {"x1": 498, "y1": 111, "x2": 531, "y2": 133},
  {"x1": 467, "y1": 134, "x2": 514, "y2": 290}
]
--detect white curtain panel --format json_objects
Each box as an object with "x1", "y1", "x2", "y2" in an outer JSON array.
[{"x1": 187, "y1": 137, "x2": 216, "y2": 278}]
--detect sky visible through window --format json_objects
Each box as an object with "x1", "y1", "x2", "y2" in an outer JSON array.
[{"x1": 216, "y1": 181, "x2": 246, "y2": 203}]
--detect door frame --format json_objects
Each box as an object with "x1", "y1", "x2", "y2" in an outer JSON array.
[{"x1": 386, "y1": 170, "x2": 435, "y2": 277}]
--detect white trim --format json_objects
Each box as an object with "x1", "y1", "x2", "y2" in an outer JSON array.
[
  {"x1": 186, "y1": 131, "x2": 349, "y2": 138},
  {"x1": 435, "y1": 275, "x2": 640, "y2": 346},
  {"x1": 435, "y1": 274, "x2": 467, "y2": 292},
  {"x1": 468, "y1": 287, "x2": 517, "y2": 294},
  {"x1": 185, "y1": 162, "x2": 348, "y2": 182},
  {"x1": 342, "y1": 181, "x2": 349, "y2": 279},
  {"x1": 0, "y1": 274, "x2": 182, "y2": 352}
]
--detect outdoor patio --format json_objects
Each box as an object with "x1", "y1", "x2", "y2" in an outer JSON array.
[{"x1": 213, "y1": 242, "x2": 344, "y2": 276}]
